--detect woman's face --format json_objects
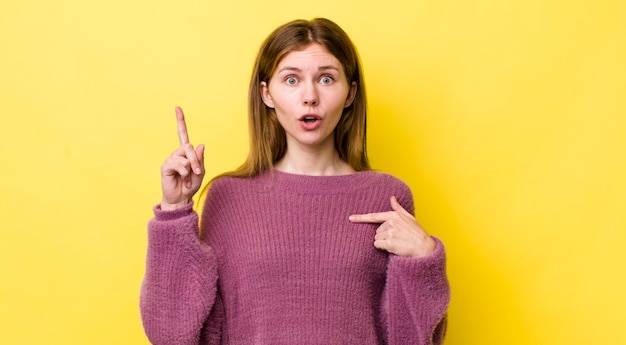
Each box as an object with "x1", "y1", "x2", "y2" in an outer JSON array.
[{"x1": 261, "y1": 43, "x2": 356, "y2": 152}]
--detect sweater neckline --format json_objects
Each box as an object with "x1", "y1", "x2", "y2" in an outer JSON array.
[{"x1": 256, "y1": 169, "x2": 379, "y2": 194}]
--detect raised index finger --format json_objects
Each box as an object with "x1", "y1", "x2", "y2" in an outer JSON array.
[
  {"x1": 175, "y1": 106, "x2": 190, "y2": 146},
  {"x1": 349, "y1": 211, "x2": 395, "y2": 224}
]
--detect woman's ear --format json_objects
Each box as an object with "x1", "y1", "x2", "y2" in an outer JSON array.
[
  {"x1": 260, "y1": 81, "x2": 275, "y2": 108},
  {"x1": 344, "y1": 81, "x2": 357, "y2": 108}
]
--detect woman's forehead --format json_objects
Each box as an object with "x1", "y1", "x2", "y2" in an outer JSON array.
[{"x1": 275, "y1": 43, "x2": 342, "y2": 71}]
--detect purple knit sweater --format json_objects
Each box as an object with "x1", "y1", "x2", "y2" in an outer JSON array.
[{"x1": 141, "y1": 170, "x2": 450, "y2": 345}]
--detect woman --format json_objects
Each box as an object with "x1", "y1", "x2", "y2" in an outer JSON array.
[{"x1": 141, "y1": 18, "x2": 450, "y2": 345}]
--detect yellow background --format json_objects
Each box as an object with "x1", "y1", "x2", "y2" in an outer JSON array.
[{"x1": 1, "y1": 0, "x2": 624, "y2": 344}]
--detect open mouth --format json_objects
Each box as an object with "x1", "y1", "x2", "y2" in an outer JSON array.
[
  {"x1": 302, "y1": 116, "x2": 318, "y2": 123},
  {"x1": 299, "y1": 114, "x2": 322, "y2": 130}
]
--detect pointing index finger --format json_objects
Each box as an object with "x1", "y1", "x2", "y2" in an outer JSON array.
[
  {"x1": 349, "y1": 211, "x2": 394, "y2": 223},
  {"x1": 175, "y1": 106, "x2": 190, "y2": 146}
]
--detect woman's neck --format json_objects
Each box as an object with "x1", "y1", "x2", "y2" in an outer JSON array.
[{"x1": 274, "y1": 144, "x2": 355, "y2": 176}]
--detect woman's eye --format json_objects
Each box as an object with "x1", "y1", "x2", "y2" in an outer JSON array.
[
  {"x1": 285, "y1": 77, "x2": 298, "y2": 85},
  {"x1": 320, "y1": 76, "x2": 334, "y2": 84}
]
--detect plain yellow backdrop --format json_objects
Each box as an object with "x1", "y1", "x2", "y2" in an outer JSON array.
[{"x1": 1, "y1": 0, "x2": 624, "y2": 344}]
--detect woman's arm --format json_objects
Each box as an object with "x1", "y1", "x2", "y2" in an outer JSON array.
[
  {"x1": 140, "y1": 106, "x2": 218, "y2": 344},
  {"x1": 350, "y1": 182, "x2": 450, "y2": 344},
  {"x1": 140, "y1": 204, "x2": 218, "y2": 345},
  {"x1": 381, "y1": 238, "x2": 450, "y2": 345}
]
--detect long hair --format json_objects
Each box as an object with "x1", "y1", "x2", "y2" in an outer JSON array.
[{"x1": 198, "y1": 18, "x2": 369, "y2": 208}]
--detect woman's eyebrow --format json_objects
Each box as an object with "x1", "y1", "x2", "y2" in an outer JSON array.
[
  {"x1": 277, "y1": 66, "x2": 302, "y2": 73},
  {"x1": 318, "y1": 65, "x2": 339, "y2": 71},
  {"x1": 277, "y1": 65, "x2": 340, "y2": 73}
]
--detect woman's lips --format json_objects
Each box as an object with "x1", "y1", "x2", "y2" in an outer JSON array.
[{"x1": 299, "y1": 114, "x2": 322, "y2": 130}]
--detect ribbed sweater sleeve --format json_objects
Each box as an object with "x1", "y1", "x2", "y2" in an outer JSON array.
[
  {"x1": 382, "y1": 238, "x2": 450, "y2": 345},
  {"x1": 140, "y1": 203, "x2": 218, "y2": 345},
  {"x1": 382, "y1": 188, "x2": 450, "y2": 345}
]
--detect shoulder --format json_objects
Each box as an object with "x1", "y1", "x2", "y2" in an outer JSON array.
[
  {"x1": 204, "y1": 172, "x2": 273, "y2": 203},
  {"x1": 200, "y1": 175, "x2": 257, "y2": 227},
  {"x1": 365, "y1": 170, "x2": 408, "y2": 185},
  {"x1": 204, "y1": 176, "x2": 231, "y2": 200},
  {"x1": 363, "y1": 170, "x2": 413, "y2": 195},
  {"x1": 207, "y1": 175, "x2": 240, "y2": 192},
  {"x1": 359, "y1": 170, "x2": 415, "y2": 213},
  {"x1": 202, "y1": 175, "x2": 247, "y2": 209}
]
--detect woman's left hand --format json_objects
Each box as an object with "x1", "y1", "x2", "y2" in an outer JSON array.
[{"x1": 349, "y1": 196, "x2": 436, "y2": 258}]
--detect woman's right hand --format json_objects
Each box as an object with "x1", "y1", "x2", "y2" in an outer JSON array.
[{"x1": 160, "y1": 107, "x2": 206, "y2": 210}]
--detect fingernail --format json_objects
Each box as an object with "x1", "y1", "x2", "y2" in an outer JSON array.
[
  {"x1": 349, "y1": 215, "x2": 355, "y2": 221},
  {"x1": 195, "y1": 168, "x2": 201, "y2": 174}
]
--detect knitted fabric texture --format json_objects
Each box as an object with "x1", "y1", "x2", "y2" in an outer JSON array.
[{"x1": 140, "y1": 170, "x2": 450, "y2": 345}]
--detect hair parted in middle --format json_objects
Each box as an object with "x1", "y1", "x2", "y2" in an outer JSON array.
[{"x1": 225, "y1": 17, "x2": 370, "y2": 178}]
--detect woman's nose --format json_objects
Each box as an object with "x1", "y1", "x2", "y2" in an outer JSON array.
[
  {"x1": 302, "y1": 83, "x2": 319, "y2": 106},
  {"x1": 303, "y1": 97, "x2": 318, "y2": 106}
]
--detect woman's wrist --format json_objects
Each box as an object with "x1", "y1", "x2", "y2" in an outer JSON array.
[{"x1": 160, "y1": 199, "x2": 190, "y2": 211}]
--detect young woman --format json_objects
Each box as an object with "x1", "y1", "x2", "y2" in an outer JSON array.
[{"x1": 141, "y1": 18, "x2": 450, "y2": 345}]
